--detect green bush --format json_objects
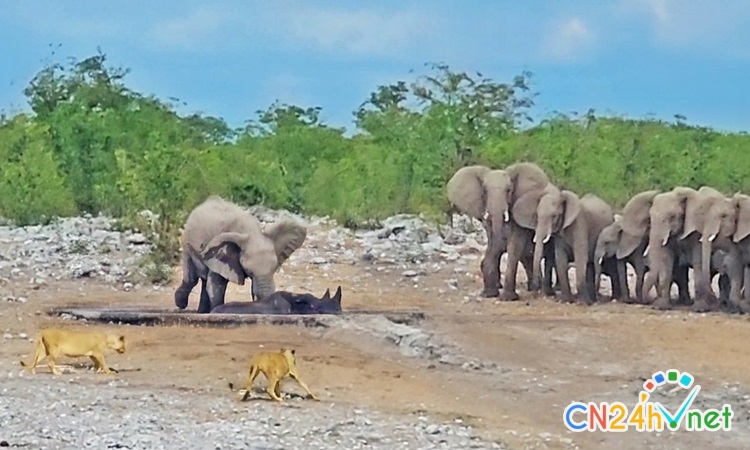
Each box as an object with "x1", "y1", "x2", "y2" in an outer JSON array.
[
  {"x1": 0, "y1": 116, "x2": 76, "y2": 225},
  {"x1": 2, "y1": 52, "x2": 750, "y2": 280}
]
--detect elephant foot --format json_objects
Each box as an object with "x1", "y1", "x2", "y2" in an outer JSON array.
[
  {"x1": 558, "y1": 294, "x2": 575, "y2": 304},
  {"x1": 722, "y1": 301, "x2": 742, "y2": 315},
  {"x1": 739, "y1": 301, "x2": 750, "y2": 314},
  {"x1": 498, "y1": 290, "x2": 520, "y2": 302},
  {"x1": 543, "y1": 285, "x2": 556, "y2": 297},
  {"x1": 690, "y1": 290, "x2": 715, "y2": 307},
  {"x1": 174, "y1": 289, "x2": 190, "y2": 309},
  {"x1": 480, "y1": 287, "x2": 500, "y2": 298},
  {"x1": 691, "y1": 299, "x2": 717, "y2": 313},
  {"x1": 617, "y1": 296, "x2": 635, "y2": 304},
  {"x1": 652, "y1": 297, "x2": 672, "y2": 311}
]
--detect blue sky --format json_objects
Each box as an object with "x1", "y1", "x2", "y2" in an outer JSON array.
[{"x1": 0, "y1": 0, "x2": 748, "y2": 133}]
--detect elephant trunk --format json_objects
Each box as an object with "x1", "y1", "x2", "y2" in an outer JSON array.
[
  {"x1": 251, "y1": 276, "x2": 276, "y2": 301},
  {"x1": 648, "y1": 223, "x2": 671, "y2": 257},
  {"x1": 488, "y1": 213, "x2": 509, "y2": 253},
  {"x1": 531, "y1": 222, "x2": 553, "y2": 290},
  {"x1": 700, "y1": 235, "x2": 713, "y2": 299},
  {"x1": 593, "y1": 248, "x2": 606, "y2": 295},
  {"x1": 531, "y1": 234, "x2": 546, "y2": 291}
]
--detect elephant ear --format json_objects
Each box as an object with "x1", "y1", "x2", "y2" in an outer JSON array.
[
  {"x1": 446, "y1": 165, "x2": 491, "y2": 219},
  {"x1": 734, "y1": 193, "x2": 750, "y2": 243},
  {"x1": 681, "y1": 187, "x2": 712, "y2": 240},
  {"x1": 511, "y1": 189, "x2": 544, "y2": 229},
  {"x1": 620, "y1": 190, "x2": 658, "y2": 237},
  {"x1": 201, "y1": 232, "x2": 250, "y2": 285},
  {"x1": 561, "y1": 190, "x2": 582, "y2": 230},
  {"x1": 263, "y1": 217, "x2": 307, "y2": 270},
  {"x1": 616, "y1": 230, "x2": 642, "y2": 259}
]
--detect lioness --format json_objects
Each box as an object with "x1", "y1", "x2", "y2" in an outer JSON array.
[
  {"x1": 20, "y1": 328, "x2": 126, "y2": 376},
  {"x1": 231, "y1": 348, "x2": 319, "y2": 402}
]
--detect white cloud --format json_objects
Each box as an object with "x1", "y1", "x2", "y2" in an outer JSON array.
[
  {"x1": 147, "y1": 6, "x2": 234, "y2": 51},
  {"x1": 142, "y1": 2, "x2": 439, "y2": 58},
  {"x1": 541, "y1": 17, "x2": 595, "y2": 62},
  {"x1": 266, "y1": 4, "x2": 439, "y2": 58},
  {"x1": 619, "y1": 0, "x2": 750, "y2": 52}
]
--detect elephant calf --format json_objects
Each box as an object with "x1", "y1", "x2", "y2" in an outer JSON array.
[
  {"x1": 550, "y1": 192, "x2": 616, "y2": 304},
  {"x1": 174, "y1": 195, "x2": 307, "y2": 313}
]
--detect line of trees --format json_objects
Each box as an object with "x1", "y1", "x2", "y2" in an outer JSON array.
[{"x1": 1, "y1": 51, "x2": 748, "y2": 282}]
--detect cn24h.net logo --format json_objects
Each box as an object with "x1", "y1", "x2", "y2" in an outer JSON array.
[{"x1": 563, "y1": 369, "x2": 734, "y2": 432}]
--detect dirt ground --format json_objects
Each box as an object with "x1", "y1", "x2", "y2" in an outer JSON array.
[{"x1": 3, "y1": 233, "x2": 750, "y2": 449}]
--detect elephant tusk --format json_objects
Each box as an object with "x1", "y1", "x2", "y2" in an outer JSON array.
[
  {"x1": 597, "y1": 256, "x2": 603, "y2": 265},
  {"x1": 643, "y1": 245, "x2": 650, "y2": 257},
  {"x1": 483, "y1": 211, "x2": 490, "y2": 222},
  {"x1": 661, "y1": 236, "x2": 669, "y2": 246},
  {"x1": 708, "y1": 233, "x2": 717, "y2": 242},
  {"x1": 542, "y1": 235, "x2": 551, "y2": 244},
  {"x1": 503, "y1": 210, "x2": 510, "y2": 222},
  {"x1": 532, "y1": 235, "x2": 537, "y2": 243}
]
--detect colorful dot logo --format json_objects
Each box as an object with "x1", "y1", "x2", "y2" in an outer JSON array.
[
  {"x1": 643, "y1": 369, "x2": 695, "y2": 429},
  {"x1": 643, "y1": 369, "x2": 694, "y2": 393}
]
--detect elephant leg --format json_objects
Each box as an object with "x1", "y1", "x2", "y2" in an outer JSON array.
[
  {"x1": 520, "y1": 248, "x2": 534, "y2": 293},
  {"x1": 573, "y1": 247, "x2": 591, "y2": 305},
  {"x1": 204, "y1": 271, "x2": 228, "y2": 313},
  {"x1": 652, "y1": 251, "x2": 674, "y2": 310},
  {"x1": 543, "y1": 242, "x2": 556, "y2": 296},
  {"x1": 691, "y1": 243, "x2": 718, "y2": 307},
  {"x1": 728, "y1": 250, "x2": 744, "y2": 313},
  {"x1": 616, "y1": 259, "x2": 631, "y2": 302},
  {"x1": 197, "y1": 277, "x2": 211, "y2": 313},
  {"x1": 743, "y1": 266, "x2": 750, "y2": 302},
  {"x1": 740, "y1": 266, "x2": 750, "y2": 313},
  {"x1": 480, "y1": 220, "x2": 503, "y2": 297},
  {"x1": 554, "y1": 244, "x2": 573, "y2": 303},
  {"x1": 641, "y1": 270, "x2": 655, "y2": 304},
  {"x1": 717, "y1": 274, "x2": 735, "y2": 312},
  {"x1": 499, "y1": 225, "x2": 525, "y2": 301},
  {"x1": 587, "y1": 262, "x2": 602, "y2": 303},
  {"x1": 605, "y1": 259, "x2": 623, "y2": 302},
  {"x1": 673, "y1": 264, "x2": 692, "y2": 307},
  {"x1": 174, "y1": 253, "x2": 199, "y2": 310},
  {"x1": 632, "y1": 258, "x2": 646, "y2": 304},
  {"x1": 550, "y1": 242, "x2": 562, "y2": 292},
  {"x1": 721, "y1": 248, "x2": 744, "y2": 314}
]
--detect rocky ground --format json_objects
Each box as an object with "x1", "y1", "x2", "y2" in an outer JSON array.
[{"x1": 2, "y1": 207, "x2": 750, "y2": 449}]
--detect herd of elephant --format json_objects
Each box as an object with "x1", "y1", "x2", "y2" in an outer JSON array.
[{"x1": 446, "y1": 162, "x2": 750, "y2": 314}]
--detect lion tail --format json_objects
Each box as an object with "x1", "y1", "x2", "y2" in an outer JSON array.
[{"x1": 19, "y1": 336, "x2": 43, "y2": 368}]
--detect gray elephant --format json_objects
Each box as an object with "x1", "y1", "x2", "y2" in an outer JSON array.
[
  {"x1": 688, "y1": 188, "x2": 744, "y2": 312},
  {"x1": 518, "y1": 189, "x2": 615, "y2": 304},
  {"x1": 447, "y1": 162, "x2": 553, "y2": 298},
  {"x1": 174, "y1": 196, "x2": 307, "y2": 313},
  {"x1": 594, "y1": 216, "x2": 635, "y2": 302},
  {"x1": 644, "y1": 186, "x2": 734, "y2": 311},
  {"x1": 730, "y1": 193, "x2": 750, "y2": 312},
  {"x1": 593, "y1": 190, "x2": 660, "y2": 304},
  {"x1": 500, "y1": 183, "x2": 564, "y2": 300},
  {"x1": 446, "y1": 165, "x2": 513, "y2": 297}
]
